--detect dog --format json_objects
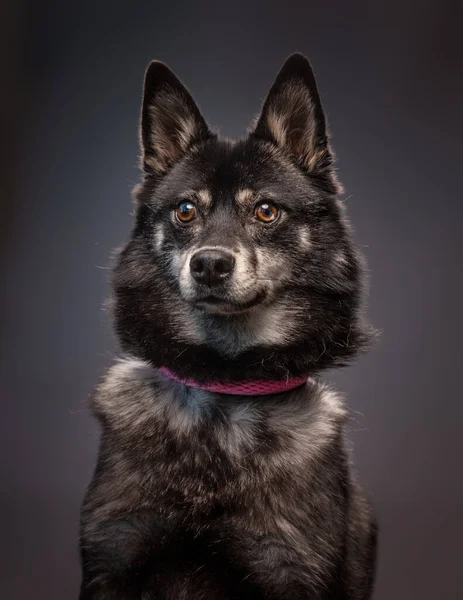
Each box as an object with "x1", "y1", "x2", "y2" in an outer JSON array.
[{"x1": 79, "y1": 53, "x2": 377, "y2": 599}]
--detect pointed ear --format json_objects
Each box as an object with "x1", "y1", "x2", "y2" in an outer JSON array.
[
  {"x1": 140, "y1": 61, "x2": 212, "y2": 175},
  {"x1": 253, "y1": 53, "x2": 341, "y2": 193}
]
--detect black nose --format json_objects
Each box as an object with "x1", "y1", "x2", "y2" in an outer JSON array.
[{"x1": 190, "y1": 249, "x2": 235, "y2": 287}]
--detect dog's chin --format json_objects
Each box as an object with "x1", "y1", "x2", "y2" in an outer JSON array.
[{"x1": 190, "y1": 290, "x2": 267, "y2": 315}]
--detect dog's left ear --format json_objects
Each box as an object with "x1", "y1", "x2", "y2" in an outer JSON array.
[
  {"x1": 253, "y1": 53, "x2": 341, "y2": 193},
  {"x1": 141, "y1": 61, "x2": 213, "y2": 175}
]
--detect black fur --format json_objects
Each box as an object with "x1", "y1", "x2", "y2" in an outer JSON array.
[{"x1": 79, "y1": 53, "x2": 377, "y2": 599}]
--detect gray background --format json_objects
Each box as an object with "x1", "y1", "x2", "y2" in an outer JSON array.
[{"x1": 1, "y1": 1, "x2": 462, "y2": 598}]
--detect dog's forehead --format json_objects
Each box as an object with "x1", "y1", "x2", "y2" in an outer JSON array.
[
  {"x1": 198, "y1": 141, "x2": 272, "y2": 183},
  {"x1": 187, "y1": 139, "x2": 302, "y2": 203}
]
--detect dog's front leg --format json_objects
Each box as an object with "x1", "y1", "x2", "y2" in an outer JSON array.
[{"x1": 78, "y1": 509, "x2": 163, "y2": 600}]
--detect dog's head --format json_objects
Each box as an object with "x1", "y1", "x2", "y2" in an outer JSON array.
[{"x1": 112, "y1": 54, "x2": 373, "y2": 382}]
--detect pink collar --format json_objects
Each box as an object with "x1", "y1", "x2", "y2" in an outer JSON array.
[{"x1": 160, "y1": 367, "x2": 311, "y2": 396}]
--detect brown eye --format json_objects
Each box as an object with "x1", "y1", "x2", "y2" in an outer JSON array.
[
  {"x1": 255, "y1": 202, "x2": 280, "y2": 224},
  {"x1": 176, "y1": 201, "x2": 197, "y2": 223}
]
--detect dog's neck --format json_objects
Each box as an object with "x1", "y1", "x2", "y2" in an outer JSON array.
[
  {"x1": 116, "y1": 292, "x2": 371, "y2": 386},
  {"x1": 159, "y1": 366, "x2": 312, "y2": 396}
]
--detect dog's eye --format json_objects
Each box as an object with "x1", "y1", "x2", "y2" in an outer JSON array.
[
  {"x1": 176, "y1": 201, "x2": 197, "y2": 223},
  {"x1": 255, "y1": 202, "x2": 279, "y2": 224}
]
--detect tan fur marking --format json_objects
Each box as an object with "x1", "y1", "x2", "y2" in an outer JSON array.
[
  {"x1": 144, "y1": 154, "x2": 168, "y2": 173},
  {"x1": 236, "y1": 189, "x2": 255, "y2": 205},
  {"x1": 267, "y1": 109, "x2": 288, "y2": 147},
  {"x1": 154, "y1": 223, "x2": 165, "y2": 251},
  {"x1": 307, "y1": 148, "x2": 328, "y2": 172},
  {"x1": 177, "y1": 116, "x2": 197, "y2": 151},
  {"x1": 298, "y1": 228, "x2": 311, "y2": 249},
  {"x1": 197, "y1": 189, "x2": 212, "y2": 208}
]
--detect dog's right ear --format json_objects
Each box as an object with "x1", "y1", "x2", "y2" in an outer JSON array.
[{"x1": 140, "y1": 61, "x2": 212, "y2": 175}]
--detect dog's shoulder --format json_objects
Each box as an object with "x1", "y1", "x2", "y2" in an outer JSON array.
[
  {"x1": 92, "y1": 356, "x2": 158, "y2": 412},
  {"x1": 91, "y1": 355, "x2": 218, "y2": 435},
  {"x1": 262, "y1": 379, "x2": 348, "y2": 465}
]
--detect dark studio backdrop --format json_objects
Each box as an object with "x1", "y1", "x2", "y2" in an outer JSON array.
[{"x1": 1, "y1": 1, "x2": 462, "y2": 598}]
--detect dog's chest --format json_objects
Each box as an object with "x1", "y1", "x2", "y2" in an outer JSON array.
[
  {"x1": 93, "y1": 358, "x2": 346, "y2": 509},
  {"x1": 84, "y1": 359, "x2": 350, "y2": 598}
]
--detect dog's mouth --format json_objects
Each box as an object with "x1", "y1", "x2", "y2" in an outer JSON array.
[{"x1": 192, "y1": 290, "x2": 267, "y2": 315}]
